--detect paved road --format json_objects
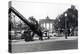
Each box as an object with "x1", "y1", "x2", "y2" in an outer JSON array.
[{"x1": 11, "y1": 38, "x2": 78, "y2": 53}]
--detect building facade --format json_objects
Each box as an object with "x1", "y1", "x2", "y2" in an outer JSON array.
[{"x1": 39, "y1": 16, "x2": 54, "y2": 32}]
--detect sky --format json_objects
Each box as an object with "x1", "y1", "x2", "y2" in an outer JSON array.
[{"x1": 11, "y1": 1, "x2": 77, "y2": 21}]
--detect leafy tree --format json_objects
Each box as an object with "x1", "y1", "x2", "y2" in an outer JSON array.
[
  {"x1": 54, "y1": 5, "x2": 78, "y2": 36},
  {"x1": 28, "y1": 16, "x2": 39, "y2": 29}
]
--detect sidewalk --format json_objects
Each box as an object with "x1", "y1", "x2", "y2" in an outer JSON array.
[
  {"x1": 50, "y1": 36, "x2": 78, "y2": 40},
  {"x1": 11, "y1": 36, "x2": 78, "y2": 45}
]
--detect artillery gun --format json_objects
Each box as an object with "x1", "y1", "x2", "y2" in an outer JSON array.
[{"x1": 9, "y1": 6, "x2": 43, "y2": 41}]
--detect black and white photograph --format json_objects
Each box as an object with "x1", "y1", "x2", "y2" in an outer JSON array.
[{"x1": 8, "y1": 1, "x2": 78, "y2": 53}]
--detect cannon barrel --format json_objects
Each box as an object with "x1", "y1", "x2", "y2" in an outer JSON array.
[{"x1": 9, "y1": 6, "x2": 32, "y2": 27}]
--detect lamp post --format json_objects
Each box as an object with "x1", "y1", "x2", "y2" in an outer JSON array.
[{"x1": 64, "y1": 13, "x2": 68, "y2": 39}]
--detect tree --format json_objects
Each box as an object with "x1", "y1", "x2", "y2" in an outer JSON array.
[
  {"x1": 28, "y1": 16, "x2": 38, "y2": 29},
  {"x1": 54, "y1": 5, "x2": 78, "y2": 36}
]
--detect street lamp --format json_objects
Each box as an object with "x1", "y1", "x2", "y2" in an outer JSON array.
[
  {"x1": 64, "y1": 13, "x2": 68, "y2": 39},
  {"x1": 58, "y1": 19, "x2": 60, "y2": 36}
]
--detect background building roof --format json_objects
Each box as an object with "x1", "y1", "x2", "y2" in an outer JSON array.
[{"x1": 39, "y1": 16, "x2": 54, "y2": 23}]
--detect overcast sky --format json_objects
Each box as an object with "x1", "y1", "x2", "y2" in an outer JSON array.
[{"x1": 11, "y1": 1, "x2": 77, "y2": 21}]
